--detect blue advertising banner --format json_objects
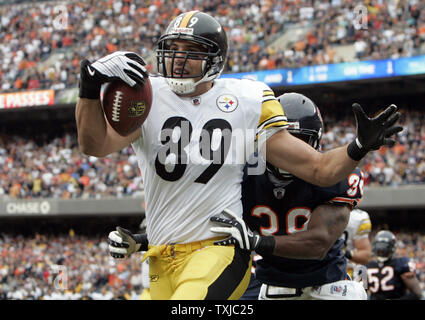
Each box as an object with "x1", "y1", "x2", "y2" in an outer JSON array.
[{"x1": 220, "y1": 55, "x2": 425, "y2": 87}]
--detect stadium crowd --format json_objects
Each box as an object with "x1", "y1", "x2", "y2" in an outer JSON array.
[
  {"x1": 0, "y1": 232, "x2": 144, "y2": 299},
  {"x1": 0, "y1": 132, "x2": 144, "y2": 199},
  {"x1": 0, "y1": 229, "x2": 423, "y2": 299},
  {"x1": 0, "y1": 107, "x2": 423, "y2": 200},
  {"x1": 0, "y1": 0, "x2": 424, "y2": 302},
  {"x1": 1, "y1": 0, "x2": 425, "y2": 91}
]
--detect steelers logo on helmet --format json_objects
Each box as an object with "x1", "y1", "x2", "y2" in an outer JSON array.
[
  {"x1": 216, "y1": 94, "x2": 238, "y2": 113},
  {"x1": 156, "y1": 11, "x2": 228, "y2": 95}
]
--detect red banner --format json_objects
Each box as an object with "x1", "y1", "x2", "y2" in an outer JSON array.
[{"x1": 0, "y1": 90, "x2": 55, "y2": 109}]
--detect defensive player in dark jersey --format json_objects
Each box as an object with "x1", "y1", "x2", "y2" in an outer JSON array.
[
  {"x1": 367, "y1": 230, "x2": 422, "y2": 300},
  {"x1": 211, "y1": 93, "x2": 367, "y2": 300}
]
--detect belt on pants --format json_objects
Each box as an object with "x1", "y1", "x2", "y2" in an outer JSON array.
[
  {"x1": 265, "y1": 285, "x2": 303, "y2": 298},
  {"x1": 142, "y1": 237, "x2": 226, "y2": 262}
]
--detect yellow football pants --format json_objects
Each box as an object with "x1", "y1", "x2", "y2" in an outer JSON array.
[
  {"x1": 142, "y1": 238, "x2": 251, "y2": 300},
  {"x1": 140, "y1": 288, "x2": 151, "y2": 300}
]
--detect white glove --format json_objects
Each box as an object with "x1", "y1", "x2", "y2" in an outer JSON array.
[
  {"x1": 210, "y1": 209, "x2": 276, "y2": 256},
  {"x1": 108, "y1": 227, "x2": 142, "y2": 259},
  {"x1": 210, "y1": 209, "x2": 260, "y2": 250},
  {"x1": 89, "y1": 51, "x2": 148, "y2": 87},
  {"x1": 79, "y1": 51, "x2": 148, "y2": 99}
]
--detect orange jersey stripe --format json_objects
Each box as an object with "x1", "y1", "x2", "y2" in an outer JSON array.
[{"x1": 331, "y1": 197, "x2": 356, "y2": 203}]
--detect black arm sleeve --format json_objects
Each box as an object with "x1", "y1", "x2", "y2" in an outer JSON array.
[{"x1": 133, "y1": 234, "x2": 149, "y2": 252}]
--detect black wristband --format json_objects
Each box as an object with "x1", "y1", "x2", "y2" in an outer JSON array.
[
  {"x1": 78, "y1": 79, "x2": 102, "y2": 100},
  {"x1": 345, "y1": 250, "x2": 353, "y2": 260},
  {"x1": 347, "y1": 138, "x2": 368, "y2": 161},
  {"x1": 133, "y1": 234, "x2": 149, "y2": 252},
  {"x1": 78, "y1": 59, "x2": 102, "y2": 99},
  {"x1": 255, "y1": 236, "x2": 276, "y2": 256}
]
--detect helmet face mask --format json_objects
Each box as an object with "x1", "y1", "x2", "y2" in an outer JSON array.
[
  {"x1": 158, "y1": 38, "x2": 216, "y2": 79},
  {"x1": 372, "y1": 230, "x2": 396, "y2": 262},
  {"x1": 156, "y1": 11, "x2": 228, "y2": 95}
]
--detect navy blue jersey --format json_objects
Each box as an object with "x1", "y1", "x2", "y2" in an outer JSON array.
[
  {"x1": 367, "y1": 256, "x2": 415, "y2": 300},
  {"x1": 242, "y1": 167, "x2": 364, "y2": 288},
  {"x1": 240, "y1": 254, "x2": 262, "y2": 300},
  {"x1": 240, "y1": 274, "x2": 262, "y2": 300}
]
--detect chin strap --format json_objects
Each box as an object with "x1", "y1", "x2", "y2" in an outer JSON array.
[
  {"x1": 166, "y1": 63, "x2": 221, "y2": 95},
  {"x1": 166, "y1": 78, "x2": 197, "y2": 95}
]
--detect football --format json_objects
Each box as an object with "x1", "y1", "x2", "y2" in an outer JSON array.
[{"x1": 101, "y1": 78, "x2": 152, "y2": 136}]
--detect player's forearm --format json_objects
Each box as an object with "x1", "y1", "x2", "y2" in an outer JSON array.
[
  {"x1": 75, "y1": 98, "x2": 108, "y2": 157},
  {"x1": 272, "y1": 205, "x2": 349, "y2": 259},
  {"x1": 314, "y1": 145, "x2": 359, "y2": 187},
  {"x1": 266, "y1": 130, "x2": 359, "y2": 187},
  {"x1": 349, "y1": 249, "x2": 371, "y2": 265},
  {"x1": 272, "y1": 231, "x2": 330, "y2": 260}
]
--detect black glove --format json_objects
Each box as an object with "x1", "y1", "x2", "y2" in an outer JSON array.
[
  {"x1": 79, "y1": 51, "x2": 148, "y2": 99},
  {"x1": 347, "y1": 103, "x2": 403, "y2": 161},
  {"x1": 108, "y1": 226, "x2": 148, "y2": 259},
  {"x1": 210, "y1": 209, "x2": 275, "y2": 256}
]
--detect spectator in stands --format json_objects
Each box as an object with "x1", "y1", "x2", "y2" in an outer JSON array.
[
  {"x1": 2, "y1": 0, "x2": 424, "y2": 92},
  {"x1": 0, "y1": 228, "x2": 422, "y2": 300},
  {"x1": 0, "y1": 232, "x2": 146, "y2": 300},
  {"x1": 0, "y1": 131, "x2": 144, "y2": 199},
  {"x1": 321, "y1": 108, "x2": 424, "y2": 187}
]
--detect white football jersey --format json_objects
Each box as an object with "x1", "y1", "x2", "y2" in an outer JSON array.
[
  {"x1": 344, "y1": 208, "x2": 372, "y2": 274},
  {"x1": 132, "y1": 76, "x2": 287, "y2": 245}
]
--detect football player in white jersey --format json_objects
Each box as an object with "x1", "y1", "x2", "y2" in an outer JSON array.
[
  {"x1": 343, "y1": 208, "x2": 372, "y2": 279},
  {"x1": 76, "y1": 11, "x2": 402, "y2": 299}
]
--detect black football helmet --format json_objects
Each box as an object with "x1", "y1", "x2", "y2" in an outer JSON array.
[
  {"x1": 267, "y1": 92, "x2": 324, "y2": 181},
  {"x1": 372, "y1": 230, "x2": 397, "y2": 262},
  {"x1": 156, "y1": 11, "x2": 228, "y2": 95}
]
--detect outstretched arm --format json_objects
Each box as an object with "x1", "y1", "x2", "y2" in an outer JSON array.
[
  {"x1": 266, "y1": 129, "x2": 357, "y2": 187},
  {"x1": 265, "y1": 104, "x2": 402, "y2": 187}
]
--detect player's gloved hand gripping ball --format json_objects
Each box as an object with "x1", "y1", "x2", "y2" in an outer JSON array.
[
  {"x1": 79, "y1": 51, "x2": 153, "y2": 136},
  {"x1": 79, "y1": 51, "x2": 148, "y2": 99}
]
